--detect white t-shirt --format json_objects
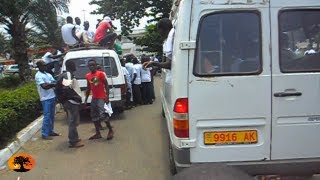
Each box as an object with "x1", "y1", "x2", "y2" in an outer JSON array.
[
  {"x1": 85, "y1": 29, "x2": 95, "y2": 40},
  {"x1": 35, "y1": 71, "x2": 56, "y2": 101},
  {"x1": 141, "y1": 68, "x2": 152, "y2": 83},
  {"x1": 61, "y1": 23, "x2": 77, "y2": 46},
  {"x1": 163, "y1": 28, "x2": 175, "y2": 60},
  {"x1": 125, "y1": 62, "x2": 134, "y2": 81},
  {"x1": 42, "y1": 52, "x2": 54, "y2": 64},
  {"x1": 121, "y1": 66, "x2": 131, "y2": 86},
  {"x1": 133, "y1": 64, "x2": 142, "y2": 85},
  {"x1": 153, "y1": 57, "x2": 159, "y2": 62}
]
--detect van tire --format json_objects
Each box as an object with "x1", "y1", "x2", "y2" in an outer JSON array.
[
  {"x1": 168, "y1": 137, "x2": 177, "y2": 175},
  {"x1": 162, "y1": 106, "x2": 165, "y2": 118}
]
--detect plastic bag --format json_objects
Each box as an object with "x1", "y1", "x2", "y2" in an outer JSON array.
[{"x1": 104, "y1": 102, "x2": 113, "y2": 117}]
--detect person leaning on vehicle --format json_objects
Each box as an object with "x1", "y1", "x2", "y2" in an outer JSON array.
[{"x1": 143, "y1": 18, "x2": 174, "y2": 70}]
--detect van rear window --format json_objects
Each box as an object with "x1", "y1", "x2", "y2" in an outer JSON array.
[
  {"x1": 66, "y1": 57, "x2": 119, "y2": 79},
  {"x1": 194, "y1": 11, "x2": 262, "y2": 76},
  {"x1": 279, "y1": 10, "x2": 320, "y2": 73}
]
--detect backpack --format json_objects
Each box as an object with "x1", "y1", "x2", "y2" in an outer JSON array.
[{"x1": 55, "y1": 72, "x2": 82, "y2": 104}]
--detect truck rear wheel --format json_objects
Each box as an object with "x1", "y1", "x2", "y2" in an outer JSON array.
[{"x1": 168, "y1": 137, "x2": 177, "y2": 175}]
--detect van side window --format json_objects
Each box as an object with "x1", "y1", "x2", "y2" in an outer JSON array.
[
  {"x1": 194, "y1": 11, "x2": 262, "y2": 76},
  {"x1": 68, "y1": 57, "x2": 119, "y2": 79},
  {"x1": 279, "y1": 10, "x2": 320, "y2": 73}
]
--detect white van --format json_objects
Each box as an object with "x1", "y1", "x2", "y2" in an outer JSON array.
[
  {"x1": 163, "y1": 0, "x2": 320, "y2": 176},
  {"x1": 62, "y1": 47, "x2": 126, "y2": 112}
]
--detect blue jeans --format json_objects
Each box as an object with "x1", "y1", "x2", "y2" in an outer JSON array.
[{"x1": 41, "y1": 97, "x2": 56, "y2": 137}]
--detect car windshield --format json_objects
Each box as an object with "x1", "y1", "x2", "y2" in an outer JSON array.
[{"x1": 66, "y1": 57, "x2": 119, "y2": 79}]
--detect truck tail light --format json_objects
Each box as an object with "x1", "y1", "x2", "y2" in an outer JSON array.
[
  {"x1": 173, "y1": 98, "x2": 189, "y2": 138},
  {"x1": 120, "y1": 84, "x2": 126, "y2": 95}
]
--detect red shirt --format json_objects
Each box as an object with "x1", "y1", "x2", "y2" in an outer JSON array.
[
  {"x1": 94, "y1": 21, "x2": 111, "y2": 43},
  {"x1": 86, "y1": 71, "x2": 107, "y2": 99}
]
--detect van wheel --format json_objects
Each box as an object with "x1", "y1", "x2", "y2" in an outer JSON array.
[
  {"x1": 168, "y1": 137, "x2": 177, "y2": 175},
  {"x1": 162, "y1": 106, "x2": 165, "y2": 118}
]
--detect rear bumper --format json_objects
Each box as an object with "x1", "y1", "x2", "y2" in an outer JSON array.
[
  {"x1": 172, "y1": 145, "x2": 320, "y2": 175},
  {"x1": 111, "y1": 98, "x2": 126, "y2": 108}
]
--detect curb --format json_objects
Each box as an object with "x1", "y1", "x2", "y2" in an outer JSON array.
[{"x1": 0, "y1": 115, "x2": 43, "y2": 168}]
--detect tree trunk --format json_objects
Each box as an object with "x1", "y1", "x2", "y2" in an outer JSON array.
[
  {"x1": 11, "y1": 17, "x2": 29, "y2": 81},
  {"x1": 18, "y1": 162, "x2": 26, "y2": 171}
]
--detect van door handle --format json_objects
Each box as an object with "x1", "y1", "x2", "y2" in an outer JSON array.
[{"x1": 274, "y1": 92, "x2": 302, "y2": 97}]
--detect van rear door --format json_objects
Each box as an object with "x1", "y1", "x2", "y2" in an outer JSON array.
[
  {"x1": 270, "y1": 0, "x2": 320, "y2": 159},
  {"x1": 188, "y1": 2, "x2": 271, "y2": 162}
]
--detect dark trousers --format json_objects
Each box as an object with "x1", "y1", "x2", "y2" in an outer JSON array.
[
  {"x1": 63, "y1": 101, "x2": 80, "y2": 145},
  {"x1": 132, "y1": 84, "x2": 142, "y2": 105},
  {"x1": 99, "y1": 32, "x2": 117, "y2": 48},
  {"x1": 150, "y1": 79, "x2": 155, "y2": 100},
  {"x1": 141, "y1": 82, "x2": 152, "y2": 104}
]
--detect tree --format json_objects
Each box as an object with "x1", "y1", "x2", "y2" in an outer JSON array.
[
  {"x1": 133, "y1": 24, "x2": 163, "y2": 56},
  {"x1": 29, "y1": 0, "x2": 69, "y2": 49},
  {"x1": 13, "y1": 156, "x2": 32, "y2": 172},
  {"x1": 90, "y1": 0, "x2": 172, "y2": 36},
  {"x1": 0, "y1": 0, "x2": 69, "y2": 81}
]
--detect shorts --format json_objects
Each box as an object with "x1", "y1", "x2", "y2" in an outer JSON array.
[{"x1": 90, "y1": 98, "x2": 108, "y2": 122}]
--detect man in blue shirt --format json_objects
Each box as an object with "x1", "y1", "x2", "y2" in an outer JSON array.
[{"x1": 35, "y1": 60, "x2": 60, "y2": 140}]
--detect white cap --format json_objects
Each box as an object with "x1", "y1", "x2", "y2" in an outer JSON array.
[{"x1": 104, "y1": 16, "x2": 112, "y2": 22}]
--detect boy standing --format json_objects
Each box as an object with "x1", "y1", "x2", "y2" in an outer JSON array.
[{"x1": 85, "y1": 59, "x2": 114, "y2": 140}]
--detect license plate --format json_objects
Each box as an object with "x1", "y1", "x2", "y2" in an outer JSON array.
[{"x1": 204, "y1": 130, "x2": 258, "y2": 145}]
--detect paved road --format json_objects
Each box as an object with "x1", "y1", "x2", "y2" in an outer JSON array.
[{"x1": 0, "y1": 77, "x2": 171, "y2": 180}]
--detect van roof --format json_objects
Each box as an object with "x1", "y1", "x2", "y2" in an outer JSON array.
[{"x1": 64, "y1": 48, "x2": 118, "y2": 60}]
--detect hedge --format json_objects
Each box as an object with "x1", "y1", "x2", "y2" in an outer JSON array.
[
  {"x1": 0, "y1": 81, "x2": 41, "y2": 147},
  {"x1": 0, "y1": 108, "x2": 18, "y2": 147},
  {"x1": 0, "y1": 76, "x2": 22, "y2": 89}
]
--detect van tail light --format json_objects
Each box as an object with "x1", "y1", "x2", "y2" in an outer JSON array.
[
  {"x1": 173, "y1": 98, "x2": 189, "y2": 138},
  {"x1": 120, "y1": 84, "x2": 126, "y2": 95}
]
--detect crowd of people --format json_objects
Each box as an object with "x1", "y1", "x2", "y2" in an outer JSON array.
[
  {"x1": 61, "y1": 16, "x2": 120, "y2": 52},
  {"x1": 33, "y1": 17, "x2": 175, "y2": 149},
  {"x1": 121, "y1": 54, "x2": 158, "y2": 109}
]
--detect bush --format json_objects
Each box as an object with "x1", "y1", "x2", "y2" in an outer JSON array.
[
  {"x1": 0, "y1": 82, "x2": 41, "y2": 147},
  {"x1": 0, "y1": 108, "x2": 18, "y2": 147},
  {"x1": 0, "y1": 76, "x2": 22, "y2": 88}
]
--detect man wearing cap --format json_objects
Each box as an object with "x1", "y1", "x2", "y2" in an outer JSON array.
[{"x1": 94, "y1": 16, "x2": 117, "y2": 48}]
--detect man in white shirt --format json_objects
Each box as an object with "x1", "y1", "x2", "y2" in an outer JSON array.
[
  {"x1": 42, "y1": 49, "x2": 65, "y2": 77},
  {"x1": 141, "y1": 56, "x2": 153, "y2": 104},
  {"x1": 74, "y1": 17, "x2": 82, "y2": 33},
  {"x1": 35, "y1": 60, "x2": 60, "y2": 140},
  {"x1": 132, "y1": 57, "x2": 143, "y2": 105},
  {"x1": 61, "y1": 16, "x2": 81, "y2": 47},
  {"x1": 143, "y1": 18, "x2": 174, "y2": 85},
  {"x1": 143, "y1": 18, "x2": 174, "y2": 70},
  {"x1": 82, "y1": 21, "x2": 95, "y2": 44}
]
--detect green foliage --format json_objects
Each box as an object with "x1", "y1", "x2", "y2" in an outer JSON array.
[
  {"x1": 90, "y1": 0, "x2": 172, "y2": 36},
  {"x1": 0, "y1": 0, "x2": 69, "y2": 81},
  {"x1": 0, "y1": 82, "x2": 41, "y2": 147},
  {"x1": 133, "y1": 24, "x2": 163, "y2": 55},
  {"x1": 0, "y1": 108, "x2": 18, "y2": 147},
  {"x1": 0, "y1": 76, "x2": 22, "y2": 89}
]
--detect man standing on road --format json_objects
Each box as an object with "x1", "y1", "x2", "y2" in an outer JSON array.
[
  {"x1": 35, "y1": 60, "x2": 61, "y2": 140},
  {"x1": 56, "y1": 60, "x2": 84, "y2": 148},
  {"x1": 85, "y1": 59, "x2": 114, "y2": 140}
]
